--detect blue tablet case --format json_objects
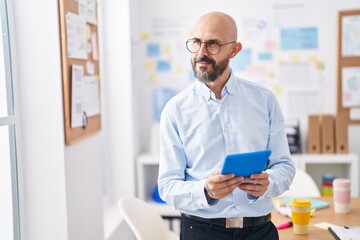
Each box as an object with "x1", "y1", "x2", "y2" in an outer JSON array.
[{"x1": 220, "y1": 150, "x2": 271, "y2": 177}]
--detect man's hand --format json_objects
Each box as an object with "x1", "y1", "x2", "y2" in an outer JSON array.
[
  {"x1": 238, "y1": 171, "x2": 269, "y2": 197},
  {"x1": 205, "y1": 169, "x2": 244, "y2": 199}
]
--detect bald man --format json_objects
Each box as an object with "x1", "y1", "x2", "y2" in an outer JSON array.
[{"x1": 158, "y1": 12, "x2": 295, "y2": 240}]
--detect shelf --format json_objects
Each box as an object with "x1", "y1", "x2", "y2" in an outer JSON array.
[
  {"x1": 292, "y1": 153, "x2": 359, "y2": 197},
  {"x1": 292, "y1": 153, "x2": 358, "y2": 163}
]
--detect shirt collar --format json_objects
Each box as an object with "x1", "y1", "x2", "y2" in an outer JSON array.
[
  {"x1": 195, "y1": 70, "x2": 236, "y2": 100},
  {"x1": 224, "y1": 71, "x2": 236, "y2": 96}
]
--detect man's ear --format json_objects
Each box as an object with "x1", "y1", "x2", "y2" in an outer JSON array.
[{"x1": 230, "y1": 42, "x2": 242, "y2": 58}]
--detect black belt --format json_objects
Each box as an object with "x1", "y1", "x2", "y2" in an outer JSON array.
[{"x1": 182, "y1": 213, "x2": 271, "y2": 228}]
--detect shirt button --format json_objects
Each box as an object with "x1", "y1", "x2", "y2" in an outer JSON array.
[
  {"x1": 224, "y1": 128, "x2": 228, "y2": 132},
  {"x1": 221, "y1": 104, "x2": 224, "y2": 108}
]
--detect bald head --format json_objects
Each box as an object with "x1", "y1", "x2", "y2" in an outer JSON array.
[{"x1": 192, "y1": 11, "x2": 238, "y2": 42}]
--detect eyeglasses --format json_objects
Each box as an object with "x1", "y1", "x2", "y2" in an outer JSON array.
[{"x1": 186, "y1": 38, "x2": 236, "y2": 55}]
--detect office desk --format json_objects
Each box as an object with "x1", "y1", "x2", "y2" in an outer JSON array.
[{"x1": 272, "y1": 197, "x2": 360, "y2": 240}]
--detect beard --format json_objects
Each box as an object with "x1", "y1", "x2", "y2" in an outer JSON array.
[{"x1": 192, "y1": 56, "x2": 229, "y2": 83}]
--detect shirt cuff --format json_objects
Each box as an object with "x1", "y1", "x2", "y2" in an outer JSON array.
[{"x1": 193, "y1": 179, "x2": 214, "y2": 209}]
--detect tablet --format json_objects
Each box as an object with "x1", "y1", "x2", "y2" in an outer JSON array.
[{"x1": 220, "y1": 150, "x2": 271, "y2": 177}]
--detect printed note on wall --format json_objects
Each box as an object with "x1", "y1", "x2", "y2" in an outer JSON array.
[
  {"x1": 342, "y1": 67, "x2": 360, "y2": 107},
  {"x1": 65, "y1": 12, "x2": 88, "y2": 59},
  {"x1": 71, "y1": 65, "x2": 85, "y2": 127},
  {"x1": 78, "y1": 0, "x2": 97, "y2": 25},
  {"x1": 342, "y1": 15, "x2": 360, "y2": 57}
]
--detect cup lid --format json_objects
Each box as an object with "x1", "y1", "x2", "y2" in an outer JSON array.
[
  {"x1": 333, "y1": 178, "x2": 351, "y2": 187},
  {"x1": 291, "y1": 198, "x2": 311, "y2": 207}
]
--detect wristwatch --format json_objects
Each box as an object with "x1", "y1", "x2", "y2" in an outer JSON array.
[{"x1": 204, "y1": 184, "x2": 219, "y2": 205}]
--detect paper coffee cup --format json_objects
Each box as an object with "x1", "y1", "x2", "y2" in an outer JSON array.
[
  {"x1": 290, "y1": 198, "x2": 311, "y2": 235},
  {"x1": 333, "y1": 178, "x2": 351, "y2": 214}
]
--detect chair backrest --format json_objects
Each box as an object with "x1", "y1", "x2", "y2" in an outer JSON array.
[
  {"x1": 280, "y1": 168, "x2": 321, "y2": 198},
  {"x1": 118, "y1": 197, "x2": 178, "y2": 240}
]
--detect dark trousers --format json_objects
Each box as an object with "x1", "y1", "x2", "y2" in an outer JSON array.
[{"x1": 180, "y1": 215, "x2": 279, "y2": 240}]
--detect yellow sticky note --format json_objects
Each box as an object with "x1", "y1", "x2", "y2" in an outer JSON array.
[
  {"x1": 267, "y1": 71, "x2": 275, "y2": 79},
  {"x1": 144, "y1": 60, "x2": 155, "y2": 72},
  {"x1": 290, "y1": 53, "x2": 300, "y2": 62},
  {"x1": 175, "y1": 65, "x2": 185, "y2": 74},
  {"x1": 141, "y1": 32, "x2": 151, "y2": 42},
  {"x1": 308, "y1": 55, "x2": 317, "y2": 63},
  {"x1": 148, "y1": 74, "x2": 158, "y2": 84},
  {"x1": 273, "y1": 84, "x2": 283, "y2": 97},
  {"x1": 163, "y1": 44, "x2": 172, "y2": 54}
]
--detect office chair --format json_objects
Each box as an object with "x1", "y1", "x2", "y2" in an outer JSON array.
[
  {"x1": 280, "y1": 168, "x2": 321, "y2": 197},
  {"x1": 118, "y1": 196, "x2": 179, "y2": 240}
]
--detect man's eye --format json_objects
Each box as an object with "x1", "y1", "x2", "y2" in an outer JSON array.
[{"x1": 207, "y1": 41, "x2": 219, "y2": 47}]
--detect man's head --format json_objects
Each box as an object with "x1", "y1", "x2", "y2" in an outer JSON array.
[{"x1": 188, "y1": 12, "x2": 242, "y2": 83}]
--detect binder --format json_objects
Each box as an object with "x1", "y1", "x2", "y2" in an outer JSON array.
[
  {"x1": 307, "y1": 115, "x2": 321, "y2": 153},
  {"x1": 321, "y1": 115, "x2": 335, "y2": 154},
  {"x1": 335, "y1": 112, "x2": 349, "y2": 154}
]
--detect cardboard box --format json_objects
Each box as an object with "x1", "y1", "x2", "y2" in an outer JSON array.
[
  {"x1": 308, "y1": 115, "x2": 321, "y2": 153},
  {"x1": 335, "y1": 112, "x2": 349, "y2": 153},
  {"x1": 321, "y1": 115, "x2": 335, "y2": 154}
]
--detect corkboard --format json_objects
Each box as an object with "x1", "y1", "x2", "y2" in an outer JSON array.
[
  {"x1": 337, "y1": 9, "x2": 360, "y2": 124},
  {"x1": 58, "y1": 0, "x2": 101, "y2": 144}
]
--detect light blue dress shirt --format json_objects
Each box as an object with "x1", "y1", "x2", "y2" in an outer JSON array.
[{"x1": 158, "y1": 71, "x2": 295, "y2": 218}]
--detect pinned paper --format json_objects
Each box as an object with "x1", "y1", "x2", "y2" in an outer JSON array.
[
  {"x1": 82, "y1": 75, "x2": 100, "y2": 117},
  {"x1": 314, "y1": 222, "x2": 339, "y2": 230},
  {"x1": 71, "y1": 65, "x2": 85, "y2": 127},
  {"x1": 91, "y1": 32, "x2": 98, "y2": 60},
  {"x1": 342, "y1": 15, "x2": 360, "y2": 57},
  {"x1": 86, "y1": 61, "x2": 95, "y2": 75},
  {"x1": 78, "y1": 0, "x2": 97, "y2": 25},
  {"x1": 71, "y1": 65, "x2": 100, "y2": 128},
  {"x1": 65, "y1": 12, "x2": 87, "y2": 59},
  {"x1": 342, "y1": 67, "x2": 360, "y2": 107}
]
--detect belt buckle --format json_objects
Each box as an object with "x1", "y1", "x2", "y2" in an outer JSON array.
[{"x1": 225, "y1": 218, "x2": 244, "y2": 228}]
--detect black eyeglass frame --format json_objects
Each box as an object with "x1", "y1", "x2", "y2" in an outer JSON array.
[{"x1": 185, "y1": 38, "x2": 236, "y2": 55}]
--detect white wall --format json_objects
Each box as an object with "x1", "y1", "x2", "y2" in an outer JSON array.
[
  {"x1": 100, "y1": 0, "x2": 136, "y2": 238},
  {"x1": 100, "y1": 0, "x2": 136, "y2": 203},
  {"x1": 13, "y1": 0, "x2": 68, "y2": 239},
  {"x1": 13, "y1": 0, "x2": 136, "y2": 239},
  {"x1": 64, "y1": 135, "x2": 104, "y2": 240}
]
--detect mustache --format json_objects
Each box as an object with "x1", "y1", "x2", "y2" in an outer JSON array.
[{"x1": 194, "y1": 56, "x2": 215, "y2": 65}]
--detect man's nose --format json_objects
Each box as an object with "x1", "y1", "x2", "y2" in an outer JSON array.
[{"x1": 198, "y1": 42, "x2": 209, "y2": 56}]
